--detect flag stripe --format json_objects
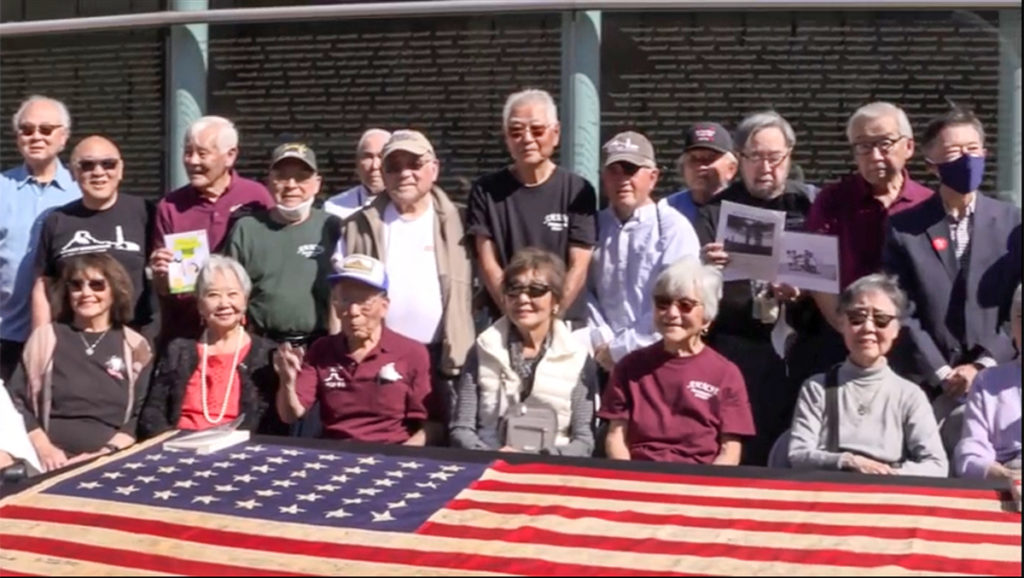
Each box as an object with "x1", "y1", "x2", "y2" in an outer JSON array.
[
  {"x1": 0, "y1": 552, "x2": 170, "y2": 577},
  {"x1": 482, "y1": 465, "x2": 1005, "y2": 512},
  {"x1": 422, "y1": 510, "x2": 1019, "y2": 570},
  {"x1": 468, "y1": 478, "x2": 1014, "y2": 523},
  {"x1": 490, "y1": 462, "x2": 1003, "y2": 501},
  {"x1": 0, "y1": 503, "x2": 693, "y2": 577},
  {"x1": 439, "y1": 498, "x2": 1021, "y2": 548},
  {"x1": 0, "y1": 535, "x2": 305, "y2": 577},
  {"x1": 454, "y1": 488, "x2": 1018, "y2": 535}
]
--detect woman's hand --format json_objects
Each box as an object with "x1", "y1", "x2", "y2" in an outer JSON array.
[
  {"x1": 701, "y1": 242, "x2": 730, "y2": 268},
  {"x1": 842, "y1": 453, "x2": 895, "y2": 475},
  {"x1": 35, "y1": 441, "x2": 69, "y2": 472}
]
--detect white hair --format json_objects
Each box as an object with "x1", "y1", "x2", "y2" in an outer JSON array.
[
  {"x1": 356, "y1": 128, "x2": 391, "y2": 154},
  {"x1": 839, "y1": 273, "x2": 908, "y2": 318},
  {"x1": 12, "y1": 95, "x2": 71, "y2": 132},
  {"x1": 185, "y1": 115, "x2": 238, "y2": 152},
  {"x1": 195, "y1": 254, "x2": 252, "y2": 299},
  {"x1": 502, "y1": 89, "x2": 559, "y2": 128},
  {"x1": 653, "y1": 257, "x2": 724, "y2": 323},
  {"x1": 846, "y1": 101, "x2": 914, "y2": 143},
  {"x1": 734, "y1": 110, "x2": 796, "y2": 151}
]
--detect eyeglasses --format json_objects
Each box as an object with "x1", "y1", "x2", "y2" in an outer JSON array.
[
  {"x1": 653, "y1": 296, "x2": 702, "y2": 314},
  {"x1": 852, "y1": 135, "x2": 907, "y2": 156},
  {"x1": 928, "y1": 144, "x2": 985, "y2": 164},
  {"x1": 335, "y1": 292, "x2": 384, "y2": 312},
  {"x1": 18, "y1": 123, "x2": 62, "y2": 137},
  {"x1": 77, "y1": 158, "x2": 120, "y2": 172},
  {"x1": 503, "y1": 283, "x2": 552, "y2": 299},
  {"x1": 68, "y1": 278, "x2": 108, "y2": 293},
  {"x1": 506, "y1": 124, "x2": 552, "y2": 141},
  {"x1": 844, "y1": 308, "x2": 897, "y2": 329},
  {"x1": 740, "y1": 150, "x2": 790, "y2": 167},
  {"x1": 383, "y1": 157, "x2": 433, "y2": 174}
]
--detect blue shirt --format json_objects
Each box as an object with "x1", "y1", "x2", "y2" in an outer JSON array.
[
  {"x1": 0, "y1": 162, "x2": 80, "y2": 341},
  {"x1": 665, "y1": 188, "x2": 701, "y2": 224},
  {"x1": 586, "y1": 200, "x2": 701, "y2": 362}
]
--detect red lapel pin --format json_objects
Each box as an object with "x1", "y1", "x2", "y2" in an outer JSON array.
[{"x1": 932, "y1": 237, "x2": 949, "y2": 251}]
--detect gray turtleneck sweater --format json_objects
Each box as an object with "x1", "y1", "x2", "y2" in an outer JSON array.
[{"x1": 788, "y1": 359, "x2": 949, "y2": 477}]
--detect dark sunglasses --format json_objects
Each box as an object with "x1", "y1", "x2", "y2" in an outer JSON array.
[
  {"x1": 607, "y1": 162, "x2": 643, "y2": 176},
  {"x1": 18, "y1": 123, "x2": 62, "y2": 137},
  {"x1": 77, "y1": 158, "x2": 119, "y2": 172},
  {"x1": 653, "y1": 296, "x2": 702, "y2": 314},
  {"x1": 504, "y1": 283, "x2": 552, "y2": 299},
  {"x1": 68, "y1": 278, "x2": 108, "y2": 292},
  {"x1": 844, "y1": 309, "x2": 896, "y2": 329}
]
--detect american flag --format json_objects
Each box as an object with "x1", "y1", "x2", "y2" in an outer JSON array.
[{"x1": 1, "y1": 435, "x2": 1019, "y2": 576}]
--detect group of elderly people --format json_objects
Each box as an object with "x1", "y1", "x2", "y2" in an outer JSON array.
[{"x1": 0, "y1": 88, "x2": 1019, "y2": 487}]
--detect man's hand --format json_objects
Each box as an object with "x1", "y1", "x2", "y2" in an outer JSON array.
[
  {"x1": 943, "y1": 364, "x2": 980, "y2": 398},
  {"x1": 594, "y1": 344, "x2": 614, "y2": 372},
  {"x1": 148, "y1": 248, "x2": 175, "y2": 277},
  {"x1": 273, "y1": 343, "x2": 304, "y2": 386},
  {"x1": 842, "y1": 453, "x2": 895, "y2": 475},
  {"x1": 770, "y1": 282, "x2": 801, "y2": 302},
  {"x1": 701, "y1": 242, "x2": 730, "y2": 268}
]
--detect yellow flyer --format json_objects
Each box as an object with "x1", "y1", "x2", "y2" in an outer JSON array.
[{"x1": 164, "y1": 229, "x2": 210, "y2": 294}]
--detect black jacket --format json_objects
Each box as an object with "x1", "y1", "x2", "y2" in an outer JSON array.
[{"x1": 137, "y1": 334, "x2": 287, "y2": 439}]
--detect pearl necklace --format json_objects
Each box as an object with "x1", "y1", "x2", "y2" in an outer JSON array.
[{"x1": 200, "y1": 326, "x2": 245, "y2": 425}]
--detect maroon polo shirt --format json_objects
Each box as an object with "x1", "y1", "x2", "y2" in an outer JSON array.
[
  {"x1": 153, "y1": 171, "x2": 274, "y2": 343},
  {"x1": 598, "y1": 342, "x2": 755, "y2": 464},
  {"x1": 806, "y1": 172, "x2": 932, "y2": 289},
  {"x1": 295, "y1": 327, "x2": 435, "y2": 444}
]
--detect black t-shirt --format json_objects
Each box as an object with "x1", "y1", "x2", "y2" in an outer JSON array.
[
  {"x1": 695, "y1": 180, "x2": 819, "y2": 340},
  {"x1": 466, "y1": 166, "x2": 598, "y2": 322},
  {"x1": 47, "y1": 324, "x2": 130, "y2": 455},
  {"x1": 35, "y1": 194, "x2": 155, "y2": 329}
]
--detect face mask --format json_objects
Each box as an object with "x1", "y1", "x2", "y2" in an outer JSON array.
[
  {"x1": 275, "y1": 197, "x2": 314, "y2": 223},
  {"x1": 936, "y1": 154, "x2": 985, "y2": 195}
]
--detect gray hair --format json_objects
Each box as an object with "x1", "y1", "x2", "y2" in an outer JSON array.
[
  {"x1": 185, "y1": 115, "x2": 238, "y2": 152},
  {"x1": 838, "y1": 273, "x2": 908, "y2": 318},
  {"x1": 195, "y1": 255, "x2": 252, "y2": 300},
  {"x1": 12, "y1": 95, "x2": 71, "y2": 132},
  {"x1": 652, "y1": 257, "x2": 723, "y2": 323},
  {"x1": 734, "y1": 111, "x2": 796, "y2": 152},
  {"x1": 502, "y1": 89, "x2": 559, "y2": 128},
  {"x1": 846, "y1": 102, "x2": 913, "y2": 143},
  {"x1": 356, "y1": 128, "x2": 391, "y2": 154}
]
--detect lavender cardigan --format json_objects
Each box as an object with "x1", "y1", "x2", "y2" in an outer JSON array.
[{"x1": 954, "y1": 361, "x2": 1022, "y2": 478}]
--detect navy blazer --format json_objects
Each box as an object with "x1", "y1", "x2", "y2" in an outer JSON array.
[{"x1": 882, "y1": 192, "x2": 1020, "y2": 383}]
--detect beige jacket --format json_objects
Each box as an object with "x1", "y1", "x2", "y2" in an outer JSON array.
[{"x1": 341, "y1": 186, "x2": 473, "y2": 376}]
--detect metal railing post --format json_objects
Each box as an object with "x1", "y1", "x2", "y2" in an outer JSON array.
[{"x1": 167, "y1": 0, "x2": 209, "y2": 191}]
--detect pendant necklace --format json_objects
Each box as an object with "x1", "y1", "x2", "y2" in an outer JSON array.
[{"x1": 79, "y1": 329, "x2": 110, "y2": 356}]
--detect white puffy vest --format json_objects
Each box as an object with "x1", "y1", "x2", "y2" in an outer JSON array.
[{"x1": 475, "y1": 318, "x2": 588, "y2": 448}]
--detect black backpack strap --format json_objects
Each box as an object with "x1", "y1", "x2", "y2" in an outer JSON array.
[{"x1": 823, "y1": 364, "x2": 842, "y2": 454}]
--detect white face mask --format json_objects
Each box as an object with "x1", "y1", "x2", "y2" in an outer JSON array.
[{"x1": 275, "y1": 197, "x2": 314, "y2": 223}]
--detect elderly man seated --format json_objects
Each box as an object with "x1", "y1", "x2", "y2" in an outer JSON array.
[{"x1": 273, "y1": 254, "x2": 439, "y2": 445}]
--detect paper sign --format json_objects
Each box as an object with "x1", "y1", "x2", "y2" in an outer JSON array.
[{"x1": 164, "y1": 229, "x2": 210, "y2": 295}]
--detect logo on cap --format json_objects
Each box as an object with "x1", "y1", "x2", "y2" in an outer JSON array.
[
  {"x1": 281, "y1": 143, "x2": 309, "y2": 155},
  {"x1": 344, "y1": 256, "x2": 375, "y2": 273},
  {"x1": 694, "y1": 128, "x2": 716, "y2": 141},
  {"x1": 607, "y1": 138, "x2": 641, "y2": 152}
]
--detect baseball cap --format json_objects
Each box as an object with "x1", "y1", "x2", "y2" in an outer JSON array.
[
  {"x1": 270, "y1": 142, "x2": 318, "y2": 172},
  {"x1": 328, "y1": 254, "x2": 388, "y2": 292},
  {"x1": 603, "y1": 131, "x2": 657, "y2": 168},
  {"x1": 683, "y1": 122, "x2": 733, "y2": 154},
  {"x1": 381, "y1": 129, "x2": 435, "y2": 160}
]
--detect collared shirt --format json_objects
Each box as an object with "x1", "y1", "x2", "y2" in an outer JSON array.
[
  {"x1": 945, "y1": 194, "x2": 977, "y2": 263},
  {"x1": 665, "y1": 188, "x2": 700, "y2": 224},
  {"x1": 0, "y1": 162, "x2": 81, "y2": 341},
  {"x1": 324, "y1": 184, "x2": 374, "y2": 220},
  {"x1": 586, "y1": 200, "x2": 700, "y2": 362},
  {"x1": 806, "y1": 171, "x2": 932, "y2": 290}
]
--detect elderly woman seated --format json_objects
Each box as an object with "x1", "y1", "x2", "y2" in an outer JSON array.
[
  {"x1": 788, "y1": 274, "x2": 948, "y2": 476},
  {"x1": 450, "y1": 248, "x2": 597, "y2": 456},
  {"x1": 139, "y1": 255, "x2": 285, "y2": 438},
  {"x1": 600, "y1": 257, "x2": 755, "y2": 464},
  {"x1": 7, "y1": 253, "x2": 152, "y2": 472},
  {"x1": 955, "y1": 284, "x2": 1022, "y2": 480}
]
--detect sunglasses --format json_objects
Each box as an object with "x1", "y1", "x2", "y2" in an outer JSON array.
[
  {"x1": 653, "y1": 296, "x2": 702, "y2": 314},
  {"x1": 844, "y1": 309, "x2": 896, "y2": 329},
  {"x1": 77, "y1": 158, "x2": 120, "y2": 172},
  {"x1": 506, "y1": 124, "x2": 551, "y2": 140},
  {"x1": 18, "y1": 123, "x2": 62, "y2": 137},
  {"x1": 607, "y1": 162, "x2": 643, "y2": 176},
  {"x1": 68, "y1": 278, "x2": 108, "y2": 292},
  {"x1": 382, "y1": 158, "x2": 432, "y2": 174},
  {"x1": 504, "y1": 283, "x2": 552, "y2": 299}
]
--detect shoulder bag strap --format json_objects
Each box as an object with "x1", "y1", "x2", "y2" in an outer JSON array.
[{"x1": 824, "y1": 364, "x2": 842, "y2": 454}]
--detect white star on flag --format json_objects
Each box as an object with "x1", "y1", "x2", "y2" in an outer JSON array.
[
  {"x1": 229, "y1": 453, "x2": 251, "y2": 460},
  {"x1": 144, "y1": 454, "x2": 164, "y2": 461},
  {"x1": 386, "y1": 500, "x2": 407, "y2": 509},
  {"x1": 153, "y1": 490, "x2": 177, "y2": 500},
  {"x1": 325, "y1": 508, "x2": 352, "y2": 519},
  {"x1": 371, "y1": 510, "x2": 395, "y2": 522},
  {"x1": 357, "y1": 456, "x2": 380, "y2": 465},
  {"x1": 247, "y1": 445, "x2": 267, "y2": 452},
  {"x1": 235, "y1": 499, "x2": 262, "y2": 510},
  {"x1": 343, "y1": 466, "x2": 366, "y2": 474},
  {"x1": 403, "y1": 492, "x2": 423, "y2": 499},
  {"x1": 156, "y1": 466, "x2": 178, "y2": 474},
  {"x1": 173, "y1": 480, "x2": 198, "y2": 489},
  {"x1": 191, "y1": 495, "x2": 219, "y2": 505},
  {"x1": 439, "y1": 465, "x2": 465, "y2": 472},
  {"x1": 212, "y1": 461, "x2": 233, "y2": 469},
  {"x1": 193, "y1": 470, "x2": 216, "y2": 478},
  {"x1": 303, "y1": 462, "x2": 327, "y2": 470},
  {"x1": 289, "y1": 470, "x2": 307, "y2": 478},
  {"x1": 280, "y1": 449, "x2": 303, "y2": 456},
  {"x1": 416, "y1": 482, "x2": 438, "y2": 489},
  {"x1": 314, "y1": 484, "x2": 340, "y2": 492},
  {"x1": 250, "y1": 464, "x2": 273, "y2": 474},
  {"x1": 279, "y1": 504, "x2": 305, "y2": 514},
  {"x1": 317, "y1": 454, "x2": 342, "y2": 461},
  {"x1": 271, "y1": 480, "x2": 296, "y2": 488},
  {"x1": 398, "y1": 461, "x2": 423, "y2": 469},
  {"x1": 214, "y1": 484, "x2": 238, "y2": 493},
  {"x1": 254, "y1": 489, "x2": 281, "y2": 497},
  {"x1": 114, "y1": 485, "x2": 139, "y2": 496},
  {"x1": 177, "y1": 457, "x2": 197, "y2": 465},
  {"x1": 296, "y1": 492, "x2": 323, "y2": 502},
  {"x1": 357, "y1": 488, "x2": 382, "y2": 496},
  {"x1": 373, "y1": 478, "x2": 396, "y2": 487},
  {"x1": 101, "y1": 471, "x2": 124, "y2": 480},
  {"x1": 265, "y1": 457, "x2": 287, "y2": 464},
  {"x1": 330, "y1": 475, "x2": 350, "y2": 483},
  {"x1": 385, "y1": 470, "x2": 405, "y2": 478},
  {"x1": 233, "y1": 474, "x2": 256, "y2": 483},
  {"x1": 341, "y1": 498, "x2": 363, "y2": 505},
  {"x1": 77, "y1": 481, "x2": 102, "y2": 490},
  {"x1": 428, "y1": 471, "x2": 453, "y2": 481},
  {"x1": 121, "y1": 462, "x2": 145, "y2": 470},
  {"x1": 135, "y1": 476, "x2": 158, "y2": 484}
]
